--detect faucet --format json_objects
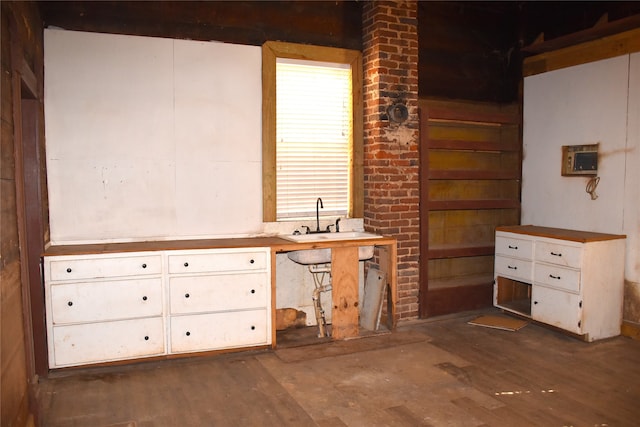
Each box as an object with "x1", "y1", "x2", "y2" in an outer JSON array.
[
  {"x1": 326, "y1": 218, "x2": 341, "y2": 232},
  {"x1": 316, "y1": 198, "x2": 323, "y2": 232}
]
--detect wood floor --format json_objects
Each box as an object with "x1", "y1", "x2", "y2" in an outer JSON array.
[{"x1": 36, "y1": 310, "x2": 640, "y2": 426}]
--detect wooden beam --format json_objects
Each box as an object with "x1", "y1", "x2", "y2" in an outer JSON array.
[
  {"x1": 524, "y1": 27, "x2": 640, "y2": 76},
  {"x1": 522, "y1": 14, "x2": 640, "y2": 56}
]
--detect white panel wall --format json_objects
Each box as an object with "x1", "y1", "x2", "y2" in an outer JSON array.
[
  {"x1": 521, "y1": 55, "x2": 630, "y2": 235},
  {"x1": 172, "y1": 39, "x2": 263, "y2": 237},
  {"x1": 44, "y1": 29, "x2": 262, "y2": 244},
  {"x1": 624, "y1": 53, "x2": 640, "y2": 283},
  {"x1": 522, "y1": 52, "x2": 640, "y2": 293}
]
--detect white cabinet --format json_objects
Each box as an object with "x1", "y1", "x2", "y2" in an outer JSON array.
[
  {"x1": 44, "y1": 252, "x2": 166, "y2": 368},
  {"x1": 494, "y1": 225, "x2": 626, "y2": 341},
  {"x1": 44, "y1": 247, "x2": 271, "y2": 368},
  {"x1": 166, "y1": 248, "x2": 271, "y2": 354}
]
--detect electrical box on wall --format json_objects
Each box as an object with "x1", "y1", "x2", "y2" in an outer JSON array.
[{"x1": 561, "y1": 143, "x2": 599, "y2": 176}]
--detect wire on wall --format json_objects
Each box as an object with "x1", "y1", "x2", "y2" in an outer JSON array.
[{"x1": 586, "y1": 176, "x2": 600, "y2": 200}]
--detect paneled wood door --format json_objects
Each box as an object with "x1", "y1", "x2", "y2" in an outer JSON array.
[{"x1": 419, "y1": 99, "x2": 521, "y2": 317}]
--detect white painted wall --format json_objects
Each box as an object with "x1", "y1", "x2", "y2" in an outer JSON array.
[
  {"x1": 522, "y1": 53, "x2": 639, "y2": 291},
  {"x1": 44, "y1": 29, "x2": 263, "y2": 244},
  {"x1": 522, "y1": 55, "x2": 629, "y2": 234},
  {"x1": 624, "y1": 53, "x2": 640, "y2": 285}
]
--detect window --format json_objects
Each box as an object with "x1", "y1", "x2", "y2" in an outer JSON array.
[{"x1": 262, "y1": 41, "x2": 363, "y2": 221}]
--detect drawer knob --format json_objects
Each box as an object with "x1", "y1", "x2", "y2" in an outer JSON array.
[
  {"x1": 142, "y1": 296, "x2": 148, "y2": 301},
  {"x1": 144, "y1": 336, "x2": 149, "y2": 341},
  {"x1": 142, "y1": 263, "x2": 147, "y2": 268},
  {"x1": 251, "y1": 326, "x2": 255, "y2": 330},
  {"x1": 66, "y1": 268, "x2": 72, "y2": 273},
  {"x1": 534, "y1": 301, "x2": 538, "y2": 305},
  {"x1": 507, "y1": 265, "x2": 517, "y2": 270},
  {"x1": 508, "y1": 245, "x2": 518, "y2": 250},
  {"x1": 549, "y1": 274, "x2": 561, "y2": 280},
  {"x1": 184, "y1": 262, "x2": 189, "y2": 267},
  {"x1": 186, "y1": 331, "x2": 191, "y2": 336},
  {"x1": 250, "y1": 259, "x2": 255, "y2": 264},
  {"x1": 550, "y1": 252, "x2": 562, "y2": 257},
  {"x1": 67, "y1": 301, "x2": 73, "y2": 306},
  {"x1": 185, "y1": 293, "x2": 190, "y2": 298},
  {"x1": 251, "y1": 289, "x2": 255, "y2": 294}
]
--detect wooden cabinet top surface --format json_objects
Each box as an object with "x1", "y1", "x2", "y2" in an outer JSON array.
[
  {"x1": 496, "y1": 225, "x2": 626, "y2": 243},
  {"x1": 43, "y1": 235, "x2": 397, "y2": 257}
]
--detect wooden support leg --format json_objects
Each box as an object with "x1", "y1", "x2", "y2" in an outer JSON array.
[{"x1": 331, "y1": 246, "x2": 359, "y2": 339}]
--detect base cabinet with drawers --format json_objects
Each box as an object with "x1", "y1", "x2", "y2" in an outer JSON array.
[
  {"x1": 44, "y1": 247, "x2": 271, "y2": 368},
  {"x1": 494, "y1": 225, "x2": 626, "y2": 341},
  {"x1": 166, "y1": 248, "x2": 271, "y2": 354}
]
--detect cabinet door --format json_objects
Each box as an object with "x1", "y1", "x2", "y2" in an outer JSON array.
[
  {"x1": 531, "y1": 286, "x2": 582, "y2": 334},
  {"x1": 169, "y1": 273, "x2": 268, "y2": 314},
  {"x1": 170, "y1": 309, "x2": 269, "y2": 353},
  {"x1": 51, "y1": 317, "x2": 165, "y2": 368},
  {"x1": 50, "y1": 278, "x2": 163, "y2": 324}
]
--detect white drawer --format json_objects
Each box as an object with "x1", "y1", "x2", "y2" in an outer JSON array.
[
  {"x1": 50, "y1": 278, "x2": 163, "y2": 324},
  {"x1": 494, "y1": 256, "x2": 532, "y2": 282},
  {"x1": 169, "y1": 273, "x2": 268, "y2": 315},
  {"x1": 495, "y1": 236, "x2": 533, "y2": 260},
  {"x1": 535, "y1": 242, "x2": 582, "y2": 269},
  {"x1": 170, "y1": 309, "x2": 269, "y2": 353},
  {"x1": 48, "y1": 254, "x2": 161, "y2": 281},
  {"x1": 167, "y1": 249, "x2": 268, "y2": 274},
  {"x1": 534, "y1": 263, "x2": 581, "y2": 293},
  {"x1": 51, "y1": 317, "x2": 165, "y2": 368}
]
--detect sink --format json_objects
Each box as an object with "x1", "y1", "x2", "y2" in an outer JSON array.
[
  {"x1": 287, "y1": 246, "x2": 375, "y2": 265},
  {"x1": 280, "y1": 231, "x2": 383, "y2": 243},
  {"x1": 282, "y1": 231, "x2": 382, "y2": 265}
]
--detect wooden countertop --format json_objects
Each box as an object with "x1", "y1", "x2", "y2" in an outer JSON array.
[
  {"x1": 496, "y1": 225, "x2": 626, "y2": 243},
  {"x1": 43, "y1": 234, "x2": 397, "y2": 257}
]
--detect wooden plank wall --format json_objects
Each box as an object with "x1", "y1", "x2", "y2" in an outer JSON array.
[
  {"x1": 1, "y1": 2, "x2": 45, "y2": 426},
  {"x1": 419, "y1": 99, "x2": 521, "y2": 317}
]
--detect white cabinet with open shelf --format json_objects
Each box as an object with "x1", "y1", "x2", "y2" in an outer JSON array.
[{"x1": 494, "y1": 225, "x2": 626, "y2": 341}]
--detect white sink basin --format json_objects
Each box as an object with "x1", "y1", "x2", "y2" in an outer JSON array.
[
  {"x1": 287, "y1": 246, "x2": 375, "y2": 265},
  {"x1": 280, "y1": 231, "x2": 383, "y2": 243}
]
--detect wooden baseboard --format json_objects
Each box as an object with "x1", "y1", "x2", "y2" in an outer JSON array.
[{"x1": 621, "y1": 321, "x2": 640, "y2": 341}]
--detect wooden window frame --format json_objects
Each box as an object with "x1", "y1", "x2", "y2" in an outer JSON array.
[{"x1": 262, "y1": 41, "x2": 363, "y2": 222}]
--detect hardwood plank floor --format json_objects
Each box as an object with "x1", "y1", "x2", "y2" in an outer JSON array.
[{"x1": 36, "y1": 310, "x2": 640, "y2": 426}]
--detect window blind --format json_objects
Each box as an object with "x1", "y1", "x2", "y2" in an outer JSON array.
[{"x1": 275, "y1": 58, "x2": 352, "y2": 219}]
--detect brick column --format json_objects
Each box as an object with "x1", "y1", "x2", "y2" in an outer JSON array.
[{"x1": 362, "y1": 1, "x2": 420, "y2": 321}]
